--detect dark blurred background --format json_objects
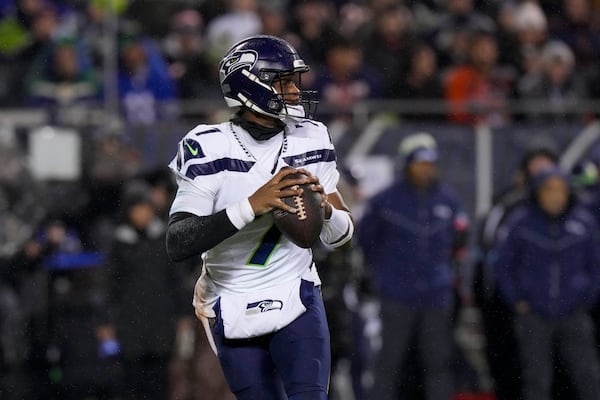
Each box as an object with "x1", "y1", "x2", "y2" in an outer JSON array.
[{"x1": 1, "y1": 0, "x2": 600, "y2": 399}]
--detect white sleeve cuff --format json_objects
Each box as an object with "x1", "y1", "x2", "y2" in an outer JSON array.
[
  {"x1": 226, "y1": 198, "x2": 255, "y2": 230},
  {"x1": 320, "y1": 207, "x2": 354, "y2": 248}
]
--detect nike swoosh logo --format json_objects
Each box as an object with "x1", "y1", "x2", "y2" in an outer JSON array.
[{"x1": 185, "y1": 141, "x2": 199, "y2": 156}]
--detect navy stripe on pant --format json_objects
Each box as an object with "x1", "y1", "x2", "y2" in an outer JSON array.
[{"x1": 210, "y1": 280, "x2": 331, "y2": 400}]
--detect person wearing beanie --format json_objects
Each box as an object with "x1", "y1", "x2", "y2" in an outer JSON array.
[
  {"x1": 357, "y1": 132, "x2": 469, "y2": 400},
  {"x1": 517, "y1": 39, "x2": 588, "y2": 123},
  {"x1": 481, "y1": 146, "x2": 559, "y2": 251},
  {"x1": 493, "y1": 166, "x2": 600, "y2": 400},
  {"x1": 475, "y1": 145, "x2": 559, "y2": 399}
]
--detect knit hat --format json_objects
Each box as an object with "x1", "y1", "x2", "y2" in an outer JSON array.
[
  {"x1": 541, "y1": 40, "x2": 575, "y2": 68},
  {"x1": 513, "y1": 2, "x2": 547, "y2": 32},
  {"x1": 531, "y1": 166, "x2": 569, "y2": 191},
  {"x1": 399, "y1": 132, "x2": 438, "y2": 164},
  {"x1": 121, "y1": 180, "x2": 154, "y2": 212}
]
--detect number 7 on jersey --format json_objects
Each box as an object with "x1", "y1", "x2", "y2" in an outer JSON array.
[{"x1": 247, "y1": 224, "x2": 282, "y2": 266}]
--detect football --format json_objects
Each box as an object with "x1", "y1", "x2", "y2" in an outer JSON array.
[{"x1": 272, "y1": 172, "x2": 325, "y2": 248}]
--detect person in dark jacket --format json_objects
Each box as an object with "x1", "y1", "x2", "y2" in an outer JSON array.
[
  {"x1": 98, "y1": 181, "x2": 189, "y2": 400},
  {"x1": 493, "y1": 166, "x2": 600, "y2": 400},
  {"x1": 358, "y1": 132, "x2": 469, "y2": 400},
  {"x1": 475, "y1": 146, "x2": 558, "y2": 400}
]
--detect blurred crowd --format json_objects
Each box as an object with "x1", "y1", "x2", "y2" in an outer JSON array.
[
  {"x1": 2, "y1": 0, "x2": 600, "y2": 399},
  {"x1": 0, "y1": 0, "x2": 599, "y2": 124}
]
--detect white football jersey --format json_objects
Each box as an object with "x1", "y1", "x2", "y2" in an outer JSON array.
[{"x1": 168, "y1": 119, "x2": 340, "y2": 313}]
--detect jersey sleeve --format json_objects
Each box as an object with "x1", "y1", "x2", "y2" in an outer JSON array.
[
  {"x1": 168, "y1": 125, "x2": 226, "y2": 217},
  {"x1": 169, "y1": 175, "x2": 219, "y2": 216},
  {"x1": 317, "y1": 124, "x2": 340, "y2": 194}
]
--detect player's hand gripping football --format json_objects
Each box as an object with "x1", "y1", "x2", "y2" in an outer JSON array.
[
  {"x1": 248, "y1": 168, "x2": 309, "y2": 215},
  {"x1": 303, "y1": 170, "x2": 351, "y2": 220},
  {"x1": 297, "y1": 169, "x2": 332, "y2": 219},
  {"x1": 249, "y1": 167, "x2": 333, "y2": 218}
]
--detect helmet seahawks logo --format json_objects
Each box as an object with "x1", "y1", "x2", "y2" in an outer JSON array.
[{"x1": 221, "y1": 50, "x2": 258, "y2": 78}]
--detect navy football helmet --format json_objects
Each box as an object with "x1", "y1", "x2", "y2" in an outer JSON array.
[{"x1": 218, "y1": 35, "x2": 317, "y2": 120}]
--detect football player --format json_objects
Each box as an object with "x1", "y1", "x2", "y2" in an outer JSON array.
[{"x1": 166, "y1": 35, "x2": 354, "y2": 400}]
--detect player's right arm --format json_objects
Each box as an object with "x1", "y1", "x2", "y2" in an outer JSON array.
[{"x1": 166, "y1": 167, "x2": 308, "y2": 262}]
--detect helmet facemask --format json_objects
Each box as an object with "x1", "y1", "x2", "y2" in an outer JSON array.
[{"x1": 268, "y1": 71, "x2": 318, "y2": 121}]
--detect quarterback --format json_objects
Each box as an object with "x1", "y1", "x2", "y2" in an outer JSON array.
[{"x1": 166, "y1": 35, "x2": 354, "y2": 400}]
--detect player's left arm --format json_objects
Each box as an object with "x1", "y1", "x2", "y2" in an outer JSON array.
[{"x1": 300, "y1": 124, "x2": 354, "y2": 248}]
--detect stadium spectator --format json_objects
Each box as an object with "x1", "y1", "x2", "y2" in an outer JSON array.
[
  {"x1": 74, "y1": 0, "x2": 131, "y2": 69},
  {"x1": 204, "y1": 0, "x2": 261, "y2": 65},
  {"x1": 1, "y1": 2, "x2": 61, "y2": 105},
  {"x1": 116, "y1": 23, "x2": 180, "y2": 169},
  {"x1": 395, "y1": 43, "x2": 443, "y2": 117},
  {"x1": 364, "y1": 0, "x2": 403, "y2": 14},
  {"x1": 17, "y1": 3, "x2": 59, "y2": 63},
  {"x1": 362, "y1": 4, "x2": 415, "y2": 98},
  {"x1": 337, "y1": 1, "x2": 372, "y2": 39},
  {"x1": 492, "y1": 1, "x2": 551, "y2": 85},
  {"x1": 444, "y1": 30, "x2": 515, "y2": 126},
  {"x1": 117, "y1": 27, "x2": 177, "y2": 125},
  {"x1": 0, "y1": 6, "x2": 30, "y2": 105},
  {"x1": 25, "y1": 37, "x2": 100, "y2": 109},
  {"x1": 289, "y1": 0, "x2": 341, "y2": 65},
  {"x1": 15, "y1": 0, "x2": 52, "y2": 28},
  {"x1": 433, "y1": 0, "x2": 496, "y2": 68},
  {"x1": 256, "y1": 3, "x2": 314, "y2": 87},
  {"x1": 550, "y1": 0, "x2": 600, "y2": 68},
  {"x1": 358, "y1": 132, "x2": 469, "y2": 400},
  {"x1": 493, "y1": 166, "x2": 600, "y2": 400},
  {"x1": 312, "y1": 38, "x2": 381, "y2": 120},
  {"x1": 517, "y1": 40, "x2": 589, "y2": 122},
  {"x1": 163, "y1": 9, "x2": 219, "y2": 102},
  {"x1": 258, "y1": 2, "x2": 290, "y2": 39}
]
